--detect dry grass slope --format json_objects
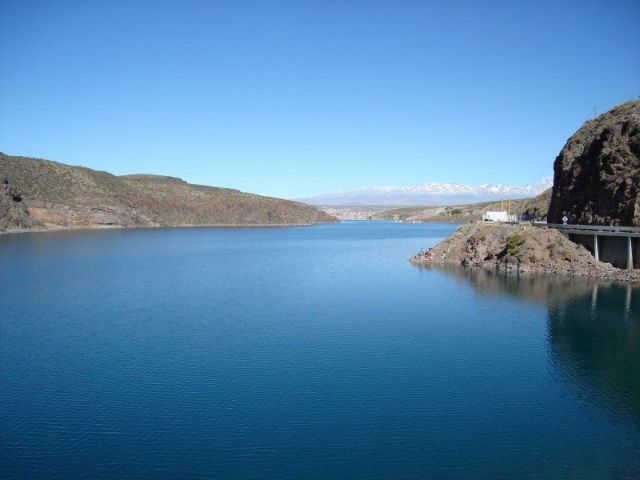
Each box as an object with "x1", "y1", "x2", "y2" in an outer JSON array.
[{"x1": 0, "y1": 153, "x2": 336, "y2": 231}]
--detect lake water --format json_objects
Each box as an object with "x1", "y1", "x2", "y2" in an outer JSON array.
[{"x1": 1, "y1": 221, "x2": 639, "y2": 479}]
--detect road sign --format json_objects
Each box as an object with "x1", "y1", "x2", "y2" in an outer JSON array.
[{"x1": 562, "y1": 216, "x2": 569, "y2": 225}]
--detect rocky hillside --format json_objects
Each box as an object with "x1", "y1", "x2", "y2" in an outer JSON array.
[
  {"x1": 0, "y1": 153, "x2": 336, "y2": 232},
  {"x1": 373, "y1": 188, "x2": 551, "y2": 223},
  {"x1": 548, "y1": 99, "x2": 640, "y2": 225},
  {"x1": 411, "y1": 222, "x2": 640, "y2": 282},
  {"x1": 0, "y1": 178, "x2": 33, "y2": 231}
]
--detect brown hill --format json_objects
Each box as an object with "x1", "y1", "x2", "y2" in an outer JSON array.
[{"x1": 0, "y1": 153, "x2": 336, "y2": 232}]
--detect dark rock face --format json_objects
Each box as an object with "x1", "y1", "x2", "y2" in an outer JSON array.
[
  {"x1": 0, "y1": 177, "x2": 32, "y2": 231},
  {"x1": 548, "y1": 100, "x2": 640, "y2": 226}
]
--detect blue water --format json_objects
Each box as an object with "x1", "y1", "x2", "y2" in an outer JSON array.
[{"x1": 1, "y1": 222, "x2": 639, "y2": 479}]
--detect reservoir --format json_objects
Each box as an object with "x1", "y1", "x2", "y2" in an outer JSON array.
[{"x1": 1, "y1": 221, "x2": 639, "y2": 478}]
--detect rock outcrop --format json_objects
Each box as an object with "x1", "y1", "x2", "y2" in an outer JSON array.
[
  {"x1": 0, "y1": 153, "x2": 337, "y2": 232},
  {"x1": 548, "y1": 100, "x2": 640, "y2": 226},
  {"x1": 411, "y1": 223, "x2": 640, "y2": 282},
  {"x1": 0, "y1": 177, "x2": 33, "y2": 231}
]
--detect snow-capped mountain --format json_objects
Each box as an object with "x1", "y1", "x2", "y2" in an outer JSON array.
[{"x1": 301, "y1": 178, "x2": 553, "y2": 206}]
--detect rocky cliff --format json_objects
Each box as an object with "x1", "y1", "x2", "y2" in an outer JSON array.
[
  {"x1": 0, "y1": 153, "x2": 336, "y2": 232},
  {"x1": 0, "y1": 178, "x2": 33, "y2": 231},
  {"x1": 548, "y1": 100, "x2": 640, "y2": 225}
]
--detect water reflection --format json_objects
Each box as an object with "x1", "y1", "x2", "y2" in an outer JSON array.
[
  {"x1": 548, "y1": 281, "x2": 640, "y2": 425},
  {"x1": 424, "y1": 265, "x2": 640, "y2": 425}
]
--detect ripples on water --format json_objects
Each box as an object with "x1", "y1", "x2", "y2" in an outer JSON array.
[{"x1": 1, "y1": 222, "x2": 639, "y2": 479}]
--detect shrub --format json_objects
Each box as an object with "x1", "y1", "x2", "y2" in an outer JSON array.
[{"x1": 506, "y1": 234, "x2": 526, "y2": 255}]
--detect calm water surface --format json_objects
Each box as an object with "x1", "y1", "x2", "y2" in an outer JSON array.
[{"x1": 1, "y1": 222, "x2": 639, "y2": 479}]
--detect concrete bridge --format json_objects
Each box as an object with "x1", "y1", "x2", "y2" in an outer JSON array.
[{"x1": 546, "y1": 223, "x2": 640, "y2": 270}]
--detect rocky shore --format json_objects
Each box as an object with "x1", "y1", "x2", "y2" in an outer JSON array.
[{"x1": 410, "y1": 222, "x2": 640, "y2": 283}]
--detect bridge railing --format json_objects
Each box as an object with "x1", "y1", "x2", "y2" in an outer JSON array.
[{"x1": 542, "y1": 223, "x2": 640, "y2": 235}]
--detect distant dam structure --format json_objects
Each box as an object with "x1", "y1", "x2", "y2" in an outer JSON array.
[{"x1": 547, "y1": 224, "x2": 640, "y2": 270}]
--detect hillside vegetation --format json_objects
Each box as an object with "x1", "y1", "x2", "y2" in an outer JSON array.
[{"x1": 0, "y1": 153, "x2": 336, "y2": 232}]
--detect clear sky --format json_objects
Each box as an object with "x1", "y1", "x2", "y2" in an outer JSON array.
[{"x1": 1, "y1": 1, "x2": 638, "y2": 199}]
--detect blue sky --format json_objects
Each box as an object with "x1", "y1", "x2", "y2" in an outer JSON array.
[{"x1": 1, "y1": 1, "x2": 638, "y2": 199}]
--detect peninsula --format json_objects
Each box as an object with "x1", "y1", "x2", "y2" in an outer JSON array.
[
  {"x1": 411, "y1": 99, "x2": 640, "y2": 282},
  {"x1": 0, "y1": 153, "x2": 336, "y2": 233}
]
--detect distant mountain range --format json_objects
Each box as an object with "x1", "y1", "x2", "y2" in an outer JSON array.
[{"x1": 301, "y1": 178, "x2": 553, "y2": 206}]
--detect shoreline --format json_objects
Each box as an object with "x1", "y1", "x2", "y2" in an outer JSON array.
[{"x1": 0, "y1": 221, "x2": 335, "y2": 237}]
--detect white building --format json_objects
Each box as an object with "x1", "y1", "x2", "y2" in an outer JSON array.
[{"x1": 482, "y1": 211, "x2": 511, "y2": 222}]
